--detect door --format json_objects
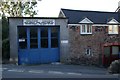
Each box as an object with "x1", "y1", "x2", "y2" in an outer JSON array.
[
  {"x1": 103, "y1": 46, "x2": 120, "y2": 66},
  {"x1": 18, "y1": 26, "x2": 60, "y2": 65},
  {"x1": 18, "y1": 27, "x2": 29, "y2": 65},
  {"x1": 103, "y1": 46, "x2": 111, "y2": 66}
]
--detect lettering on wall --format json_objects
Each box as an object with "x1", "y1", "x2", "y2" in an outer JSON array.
[{"x1": 23, "y1": 19, "x2": 55, "y2": 25}]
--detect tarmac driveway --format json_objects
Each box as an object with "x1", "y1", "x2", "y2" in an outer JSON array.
[{"x1": 1, "y1": 63, "x2": 120, "y2": 79}]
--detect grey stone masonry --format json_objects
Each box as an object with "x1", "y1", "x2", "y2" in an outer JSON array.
[{"x1": 67, "y1": 25, "x2": 120, "y2": 65}]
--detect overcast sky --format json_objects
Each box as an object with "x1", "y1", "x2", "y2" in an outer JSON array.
[{"x1": 36, "y1": 0, "x2": 120, "y2": 17}]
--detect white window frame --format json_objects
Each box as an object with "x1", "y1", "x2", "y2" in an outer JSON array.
[
  {"x1": 108, "y1": 25, "x2": 118, "y2": 34},
  {"x1": 80, "y1": 24, "x2": 92, "y2": 34},
  {"x1": 85, "y1": 49, "x2": 91, "y2": 55}
]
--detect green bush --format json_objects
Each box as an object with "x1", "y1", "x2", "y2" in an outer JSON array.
[{"x1": 108, "y1": 59, "x2": 120, "y2": 74}]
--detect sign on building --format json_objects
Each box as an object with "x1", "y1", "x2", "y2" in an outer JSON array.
[{"x1": 23, "y1": 19, "x2": 55, "y2": 25}]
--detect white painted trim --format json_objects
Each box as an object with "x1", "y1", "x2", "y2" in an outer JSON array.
[
  {"x1": 68, "y1": 24, "x2": 120, "y2": 27},
  {"x1": 85, "y1": 49, "x2": 91, "y2": 56},
  {"x1": 108, "y1": 33, "x2": 119, "y2": 34},
  {"x1": 79, "y1": 18, "x2": 93, "y2": 24},
  {"x1": 80, "y1": 25, "x2": 92, "y2": 34},
  {"x1": 107, "y1": 19, "x2": 119, "y2": 24},
  {"x1": 80, "y1": 33, "x2": 92, "y2": 34},
  {"x1": 60, "y1": 9, "x2": 66, "y2": 18},
  {"x1": 68, "y1": 24, "x2": 108, "y2": 26},
  {"x1": 115, "y1": 7, "x2": 120, "y2": 12},
  {"x1": 68, "y1": 24, "x2": 80, "y2": 26},
  {"x1": 92, "y1": 24, "x2": 108, "y2": 26}
]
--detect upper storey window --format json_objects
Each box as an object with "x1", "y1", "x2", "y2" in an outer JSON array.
[
  {"x1": 81, "y1": 24, "x2": 92, "y2": 34},
  {"x1": 108, "y1": 19, "x2": 119, "y2": 34},
  {"x1": 108, "y1": 25, "x2": 118, "y2": 34},
  {"x1": 79, "y1": 17, "x2": 93, "y2": 34}
]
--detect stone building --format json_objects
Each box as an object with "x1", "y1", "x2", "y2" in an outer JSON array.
[
  {"x1": 8, "y1": 4, "x2": 120, "y2": 66},
  {"x1": 59, "y1": 8, "x2": 120, "y2": 66}
]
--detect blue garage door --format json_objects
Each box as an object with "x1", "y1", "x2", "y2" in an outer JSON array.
[{"x1": 18, "y1": 26, "x2": 60, "y2": 65}]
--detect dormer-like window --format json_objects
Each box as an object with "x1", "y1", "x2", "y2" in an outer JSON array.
[
  {"x1": 80, "y1": 24, "x2": 92, "y2": 34},
  {"x1": 79, "y1": 17, "x2": 93, "y2": 34},
  {"x1": 108, "y1": 25, "x2": 118, "y2": 34},
  {"x1": 108, "y1": 19, "x2": 119, "y2": 34}
]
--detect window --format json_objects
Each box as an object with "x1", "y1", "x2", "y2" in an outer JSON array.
[
  {"x1": 51, "y1": 27, "x2": 59, "y2": 48},
  {"x1": 18, "y1": 27, "x2": 27, "y2": 49},
  {"x1": 81, "y1": 24, "x2": 92, "y2": 34},
  {"x1": 112, "y1": 46, "x2": 119, "y2": 55},
  {"x1": 30, "y1": 27, "x2": 38, "y2": 48},
  {"x1": 108, "y1": 25, "x2": 118, "y2": 34},
  {"x1": 41, "y1": 27, "x2": 48, "y2": 48},
  {"x1": 41, "y1": 39, "x2": 48, "y2": 48},
  {"x1": 95, "y1": 27, "x2": 103, "y2": 32},
  {"x1": 85, "y1": 49, "x2": 91, "y2": 55}
]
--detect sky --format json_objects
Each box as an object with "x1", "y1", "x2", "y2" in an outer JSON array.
[{"x1": 36, "y1": 0, "x2": 120, "y2": 17}]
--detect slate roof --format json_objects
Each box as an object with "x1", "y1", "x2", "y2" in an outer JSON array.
[{"x1": 61, "y1": 9, "x2": 120, "y2": 24}]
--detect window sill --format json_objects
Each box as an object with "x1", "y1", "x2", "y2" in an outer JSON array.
[
  {"x1": 80, "y1": 33, "x2": 92, "y2": 35},
  {"x1": 108, "y1": 33, "x2": 118, "y2": 35}
]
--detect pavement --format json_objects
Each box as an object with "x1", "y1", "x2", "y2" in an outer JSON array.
[{"x1": 1, "y1": 63, "x2": 120, "y2": 79}]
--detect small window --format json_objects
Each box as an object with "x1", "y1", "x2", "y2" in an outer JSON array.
[
  {"x1": 85, "y1": 49, "x2": 91, "y2": 55},
  {"x1": 41, "y1": 27, "x2": 48, "y2": 48},
  {"x1": 41, "y1": 39, "x2": 48, "y2": 48},
  {"x1": 108, "y1": 25, "x2": 118, "y2": 34},
  {"x1": 30, "y1": 27, "x2": 38, "y2": 48},
  {"x1": 112, "y1": 46, "x2": 119, "y2": 55},
  {"x1": 51, "y1": 27, "x2": 59, "y2": 48},
  {"x1": 51, "y1": 38, "x2": 58, "y2": 48},
  {"x1": 41, "y1": 27, "x2": 48, "y2": 37},
  {"x1": 81, "y1": 25, "x2": 92, "y2": 34},
  {"x1": 51, "y1": 27, "x2": 58, "y2": 37},
  {"x1": 95, "y1": 27, "x2": 103, "y2": 32}
]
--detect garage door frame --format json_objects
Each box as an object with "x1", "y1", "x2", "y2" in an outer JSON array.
[{"x1": 17, "y1": 25, "x2": 60, "y2": 65}]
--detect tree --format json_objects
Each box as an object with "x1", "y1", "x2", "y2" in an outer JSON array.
[
  {"x1": 0, "y1": 0, "x2": 38, "y2": 63},
  {"x1": 2, "y1": 13, "x2": 8, "y2": 40},
  {"x1": 0, "y1": 0, "x2": 38, "y2": 17}
]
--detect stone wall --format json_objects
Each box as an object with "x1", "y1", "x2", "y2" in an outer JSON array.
[{"x1": 67, "y1": 25, "x2": 120, "y2": 66}]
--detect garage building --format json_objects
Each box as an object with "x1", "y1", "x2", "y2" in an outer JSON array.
[{"x1": 8, "y1": 17, "x2": 69, "y2": 65}]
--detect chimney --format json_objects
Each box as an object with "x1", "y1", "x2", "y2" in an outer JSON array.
[
  {"x1": 118, "y1": 1, "x2": 120, "y2": 7},
  {"x1": 116, "y1": 1, "x2": 120, "y2": 12}
]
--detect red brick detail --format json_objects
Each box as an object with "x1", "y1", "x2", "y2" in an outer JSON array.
[
  {"x1": 92, "y1": 26, "x2": 95, "y2": 33},
  {"x1": 76, "y1": 26, "x2": 80, "y2": 33},
  {"x1": 106, "y1": 26, "x2": 108, "y2": 33},
  {"x1": 103, "y1": 42, "x2": 120, "y2": 46}
]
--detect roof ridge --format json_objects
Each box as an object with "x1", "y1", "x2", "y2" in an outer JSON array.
[
  {"x1": 61, "y1": 8, "x2": 118, "y2": 14},
  {"x1": 60, "y1": 8, "x2": 119, "y2": 24}
]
